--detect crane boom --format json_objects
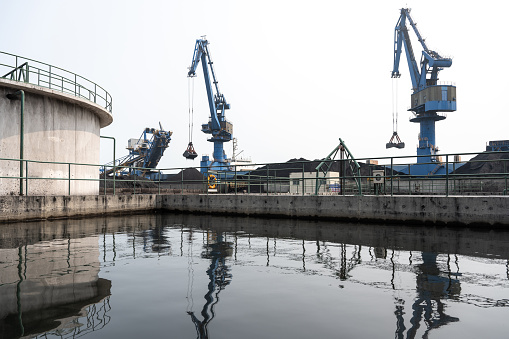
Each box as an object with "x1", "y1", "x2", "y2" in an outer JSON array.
[{"x1": 392, "y1": 8, "x2": 452, "y2": 91}]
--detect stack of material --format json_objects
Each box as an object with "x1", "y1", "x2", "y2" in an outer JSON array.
[{"x1": 452, "y1": 152, "x2": 509, "y2": 175}]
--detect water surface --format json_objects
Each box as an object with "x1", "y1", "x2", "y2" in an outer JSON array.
[{"x1": 1, "y1": 213, "x2": 508, "y2": 338}]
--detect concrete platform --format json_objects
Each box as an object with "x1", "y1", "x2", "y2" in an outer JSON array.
[{"x1": 0, "y1": 194, "x2": 507, "y2": 227}]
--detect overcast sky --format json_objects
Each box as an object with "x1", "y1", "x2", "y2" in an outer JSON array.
[{"x1": 2, "y1": 0, "x2": 508, "y2": 170}]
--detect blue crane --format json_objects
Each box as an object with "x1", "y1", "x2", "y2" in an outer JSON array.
[
  {"x1": 186, "y1": 38, "x2": 233, "y2": 174},
  {"x1": 102, "y1": 126, "x2": 171, "y2": 177},
  {"x1": 392, "y1": 8, "x2": 457, "y2": 175}
]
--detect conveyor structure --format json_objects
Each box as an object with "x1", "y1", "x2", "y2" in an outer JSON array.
[{"x1": 102, "y1": 127, "x2": 172, "y2": 177}]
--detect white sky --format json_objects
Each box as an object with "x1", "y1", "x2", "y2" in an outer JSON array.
[{"x1": 2, "y1": 0, "x2": 508, "y2": 170}]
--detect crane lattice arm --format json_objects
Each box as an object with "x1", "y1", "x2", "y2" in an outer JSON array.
[
  {"x1": 188, "y1": 38, "x2": 231, "y2": 140},
  {"x1": 392, "y1": 8, "x2": 452, "y2": 91}
]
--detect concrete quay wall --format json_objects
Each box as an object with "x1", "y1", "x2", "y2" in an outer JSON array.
[
  {"x1": 0, "y1": 194, "x2": 507, "y2": 227},
  {"x1": 0, "y1": 194, "x2": 158, "y2": 223},
  {"x1": 161, "y1": 194, "x2": 509, "y2": 227}
]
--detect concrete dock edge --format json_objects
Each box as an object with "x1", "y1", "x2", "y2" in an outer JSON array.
[{"x1": 1, "y1": 194, "x2": 507, "y2": 227}]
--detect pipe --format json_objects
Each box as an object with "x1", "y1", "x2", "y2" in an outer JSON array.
[{"x1": 7, "y1": 90, "x2": 25, "y2": 195}]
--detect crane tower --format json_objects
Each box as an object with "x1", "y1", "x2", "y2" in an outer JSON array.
[{"x1": 392, "y1": 8, "x2": 457, "y2": 175}]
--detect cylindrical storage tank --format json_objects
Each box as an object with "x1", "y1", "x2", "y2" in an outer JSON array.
[{"x1": 0, "y1": 78, "x2": 113, "y2": 196}]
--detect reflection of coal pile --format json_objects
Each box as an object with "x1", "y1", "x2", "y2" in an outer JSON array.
[
  {"x1": 452, "y1": 152, "x2": 509, "y2": 193},
  {"x1": 243, "y1": 158, "x2": 396, "y2": 193}
]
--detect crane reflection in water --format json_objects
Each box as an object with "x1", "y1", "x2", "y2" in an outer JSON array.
[
  {"x1": 312, "y1": 242, "x2": 461, "y2": 337},
  {"x1": 186, "y1": 231, "x2": 233, "y2": 339},
  {"x1": 393, "y1": 251, "x2": 460, "y2": 338}
]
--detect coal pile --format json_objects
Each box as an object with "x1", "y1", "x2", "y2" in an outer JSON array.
[
  {"x1": 164, "y1": 168, "x2": 205, "y2": 183},
  {"x1": 100, "y1": 175, "x2": 158, "y2": 189},
  {"x1": 452, "y1": 152, "x2": 509, "y2": 175},
  {"x1": 451, "y1": 152, "x2": 509, "y2": 194},
  {"x1": 246, "y1": 158, "x2": 395, "y2": 178},
  {"x1": 239, "y1": 158, "x2": 396, "y2": 193}
]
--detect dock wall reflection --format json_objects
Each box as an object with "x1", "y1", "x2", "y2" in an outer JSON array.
[
  {"x1": 157, "y1": 213, "x2": 509, "y2": 259},
  {"x1": 0, "y1": 219, "x2": 114, "y2": 338}
]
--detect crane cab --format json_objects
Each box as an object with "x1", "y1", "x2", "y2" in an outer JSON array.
[{"x1": 410, "y1": 85, "x2": 456, "y2": 114}]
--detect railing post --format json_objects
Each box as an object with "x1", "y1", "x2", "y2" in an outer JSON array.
[
  {"x1": 103, "y1": 166, "x2": 107, "y2": 195},
  {"x1": 505, "y1": 159, "x2": 508, "y2": 195},
  {"x1": 25, "y1": 161, "x2": 28, "y2": 196},
  {"x1": 390, "y1": 157, "x2": 394, "y2": 196},
  {"x1": 408, "y1": 164, "x2": 411, "y2": 195},
  {"x1": 248, "y1": 171, "x2": 251, "y2": 194},
  {"x1": 315, "y1": 169, "x2": 319, "y2": 195},
  {"x1": 266, "y1": 165, "x2": 269, "y2": 196},
  {"x1": 6, "y1": 90, "x2": 25, "y2": 195},
  {"x1": 234, "y1": 165, "x2": 237, "y2": 195},
  {"x1": 100, "y1": 136, "x2": 116, "y2": 195},
  {"x1": 302, "y1": 163, "x2": 305, "y2": 196},
  {"x1": 158, "y1": 169, "x2": 161, "y2": 195},
  {"x1": 68, "y1": 163, "x2": 71, "y2": 195},
  {"x1": 446, "y1": 155, "x2": 449, "y2": 196}
]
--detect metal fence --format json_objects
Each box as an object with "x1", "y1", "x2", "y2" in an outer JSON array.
[
  {"x1": 1, "y1": 150, "x2": 508, "y2": 196},
  {"x1": 0, "y1": 51, "x2": 112, "y2": 113}
]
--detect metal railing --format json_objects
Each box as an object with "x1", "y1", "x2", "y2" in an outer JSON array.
[
  {"x1": 0, "y1": 51, "x2": 112, "y2": 113},
  {"x1": 0, "y1": 150, "x2": 508, "y2": 196}
]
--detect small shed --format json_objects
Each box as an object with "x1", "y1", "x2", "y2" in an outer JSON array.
[{"x1": 289, "y1": 171, "x2": 340, "y2": 195}]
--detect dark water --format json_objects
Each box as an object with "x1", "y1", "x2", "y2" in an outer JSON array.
[{"x1": 1, "y1": 214, "x2": 509, "y2": 339}]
